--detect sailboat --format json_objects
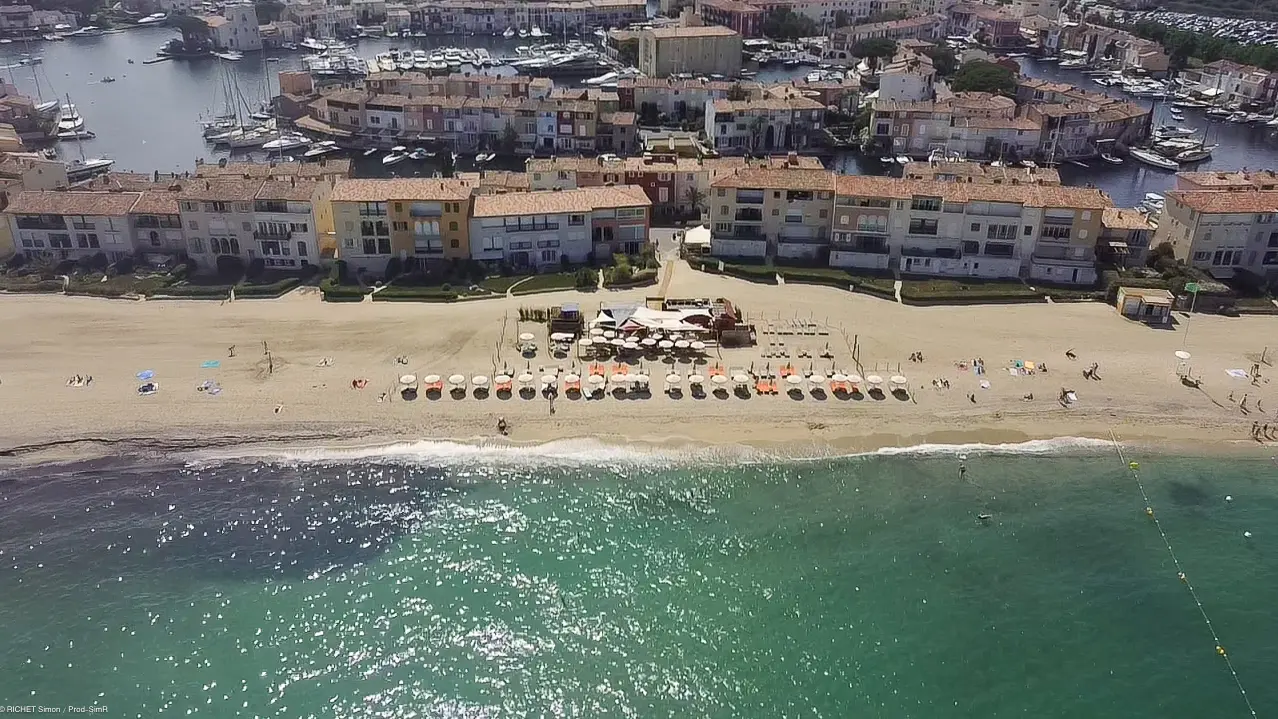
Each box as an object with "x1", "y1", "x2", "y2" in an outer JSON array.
[
  {"x1": 502, "y1": 27, "x2": 516, "y2": 38},
  {"x1": 61, "y1": 95, "x2": 112, "y2": 180}
]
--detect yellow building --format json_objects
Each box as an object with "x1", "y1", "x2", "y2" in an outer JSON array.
[
  {"x1": 330, "y1": 178, "x2": 476, "y2": 276},
  {"x1": 639, "y1": 25, "x2": 742, "y2": 78}
]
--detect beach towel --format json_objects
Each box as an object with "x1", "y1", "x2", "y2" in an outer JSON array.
[
  {"x1": 1226, "y1": 369, "x2": 1249, "y2": 379},
  {"x1": 201, "y1": 360, "x2": 221, "y2": 369}
]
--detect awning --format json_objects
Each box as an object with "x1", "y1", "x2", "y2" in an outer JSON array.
[
  {"x1": 1107, "y1": 241, "x2": 1129, "y2": 249},
  {"x1": 296, "y1": 115, "x2": 352, "y2": 138}
]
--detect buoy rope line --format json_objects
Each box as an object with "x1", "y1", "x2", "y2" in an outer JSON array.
[{"x1": 1108, "y1": 430, "x2": 1258, "y2": 717}]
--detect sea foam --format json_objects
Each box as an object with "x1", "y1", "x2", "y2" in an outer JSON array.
[{"x1": 186, "y1": 435, "x2": 1111, "y2": 469}]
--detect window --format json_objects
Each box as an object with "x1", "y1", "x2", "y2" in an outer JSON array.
[
  {"x1": 449, "y1": 221, "x2": 458, "y2": 232},
  {"x1": 75, "y1": 233, "x2": 100, "y2": 248},
  {"x1": 908, "y1": 218, "x2": 938, "y2": 235},
  {"x1": 149, "y1": 230, "x2": 161, "y2": 247},
  {"x1": 970, "y1": 223, "x2": 980, "y2": 232},
  {"x1": 343, "y1": 238, "x2": 355, "y2": 249},
  {"x1": 1024, "y1": 225, "x2": 1032, "y2": 236},
  {"x1": 1192, "y1": 251, "x2": 1210, "y2": 262},
  {"x1": 961, "y1": 240, "x2": 979, "y2": 254},
  {"x1": 1268, "y1": 231, "x2": 1278, "y2": 248},
  {"x1": 986, "y1": 224, "x2": 1016, "y2": 240},
  {"x1": 49, "y1": 234, "x2": 73, "y2": 249},
  {"x1": 451, "y1": 239, "x2": 459, "y2": 249},
  {"x1": 393, "y1": 221, "x2": 408, "y2": 232},
  {"x1": 818, "y1": 209, "x2": 828, "y2": 219},
  {"x1": 289, "y1": 222, "x2": 308, "y2": 233},
  {"x1": 541, "y1": 249, "x2": 558, "y2": 263},
  {"x1": 296, "y1": 241, "x2": 307, "y2": 257},
  {"x1": 189, "y1": 237, "x2": 205, "y2": 253},
  {"x1": 984, "y1": 242, "x2": 1015, "y2": 258},
  {"x1": 188, "y1": 220, "x2": 198, "y2": 230},
  {"x1": 1042, "y1": 225, "x2": 1071, "y2": 240},
  {"x1": 771, "y1": 209, "x2": 779, "y2": 216},
  {"x1": 569, "y1": 214, "x2": 585, "y2": 226},
  {"x1": 910, "y1": 197, "x2": 941, "y2": 212}
]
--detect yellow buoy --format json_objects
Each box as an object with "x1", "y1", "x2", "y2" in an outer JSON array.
[
  {"x1": 1217, "y1": 645, "x2": 1227, "y2": 656},
  {"x1": 1146, "y1": 507, "x2": 1155, "y2": 518},
  {"x1": 1178, "y1": 572, "x2": 1187, "y2": 582},
  {"x1": 1129, "y1": 462, "x2": 1140, "y2": 470}
]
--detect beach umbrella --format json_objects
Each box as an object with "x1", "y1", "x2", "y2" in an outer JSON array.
[
  {"x1": 610, "y1": 338, "x2": 625, "y2": 347},
  {"x1": 564, "y1": 373, "x2": 581, "y2": 383},
  {"x1": 423, "y1": 374, "x2": 440, "y2": 384},
  {"x1": 641, "y1": 337, "x2": 657, "y2": 347},
  {"x1": 399, "y1": 374, "x2": 417, "y2": 385},
  {"x1": 786, "y1": 374, "x2": 804, "y2": 385},
  {"x1": 610, "y1": 373, "x2": 631, "y2": 384},
  {"x1": 866, "y1": 375, "x2": 883, "y2": 385},
  {"x1": 518, "y1": 332, "x2": 535, "y2": 342},
  {"x1": 623, "y1": 339, "x2": 640, "y2": 348},
  {"x1": 550, "y1": 332, "x2": 570, "y2": 341},
  {"x1": 831, "y1": 373, "x2": 848, "y2": 383},
  {"x1": 517, "y1": 373, "x2": 534, "y2": 384},
  {"x1": 588, "y1": 374, "x2": 606, "y2": 385},
  {"x1": 690, "y1": 341, "x2": 706, "y2": 351},
  {"x1": 1175, "y1": 350, "x2": 1191, "y2": 360},
  {"x1": 688, "y1": 374, "x2": 705, "y2": 384},
  {"x1": 448, "y1": 374, "x2": 466, "y2": 386},
  {"x1": 890, "y1": 375, "x2": 907, "y2": 386},
  {"x1": 666, "y1": 373, "x2": 682, "y2": 384},
  {"x1": 809, "y1": 374, "x2": 826, "y2": 384},
  {"x1": 603, "y1": 330, "x2": 616, "y2": 339},
  {"x1": 711, "y1": 374, "x2": 728, "y2": 385},
  {"x1": 632, "y1": 373, "x2": 650, "y2": 384},
  {"x1": 136, "y1": 369, "x2": 155, "y2": 380},
  {"x1": 675, "y1": 340, "x2": 690, "y2": 349},
  {"x1": 540, "y1": 374, "x2": 558, "y2": 386},
  {"x1": 590, "y1": 327, "x2": 605, "y2": 336},
  {"x1": 494, "y1": 373, "x2": 512, "y2": 384},
  {"x1": 732, "y1": 372, "x2": 750, "y2": 384},
  {"x1": 472, "y1": 375, "x2": 489, "y2": 387},
  {"x1": 846, "y1": 373, "x2": 864, "y2": 384},
  {"x1": 658, "y1": 340, "x2": 674, "y2": 350},
  {"x1": 578, "y1": 338, "x2": 594, "y2": 347}
]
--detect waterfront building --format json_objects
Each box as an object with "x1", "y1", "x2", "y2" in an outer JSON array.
[
  {"x1": 1181, "y1": 60, "x2": 1278, "y2": 108},
  {"x1": 409, "y1": 0, "x2": 646, "y2": 35},
  {"x1": 365, "y1": 72, "x2": 552, "y2": 100},
  {"x1": 1098, "y1": 207, "x2": 1154, "y2": 268},
  {"x1": 705, "y1": 94, "x2": 825, "y2": 154},
  {"x1": 1154, "y1": 191, "x2": 1278, "y2": 280},
  {"x1": 1175, "y1": 170, "x2": 1278, "y2": 192},
  {"x1": 6, "y1": 191, "x2": 142, "y2": 263},
  {"x1": 284, "y1": 0, "x2": 357, "y2": 38},
  {"x1": 946, "y1": 3, "x2": 1022, "y2": 48},
  {"x1": 1015, "y1": 78, "x2": 1150, "y2": 159},
  {"x1": 203, "y1": 2, "x2": 262, "y2": 52},
  {"x1": 708, "y1": 168, "x2": 835, "y2": 260},
  {"x1": 455, "y1": 170, "x2": 531, "y2": 195},
  {"x1": 829, "y1": 15, "x2": 942, "y2": 48},
  {"x1": 130, "y1": 190, "x2": 187, "y2": 256},
  {"x1": 259, "y1": 20, "x2": 303, "y2": 48},
  {"x1": 470, "y1": 186, "x2": 651, "y2": 269},
  {"x1": 639, "y1": 25, "x2": 743, "y2": 78},
  {"x1": 903, "y1": 160, "x2": 1060, "y2": 185},
  {"x1": 870, "y1": 92, "x2": 1017, "y2": 158},
  {"x1": 1008, "y1": 0, "x2": 1057, "y2": 20},
  {"x1": 877, "y1": 50, "x2": 936, "y2": 103},
  {"x1": 695, "y1": 0, "x2": 764, "y2": 37},
  {"x1": 330, "y1": 178, "x2": 475, "y2": 276},
  {"x1": 1055, "y1": 23, "x2": 1168, "y2": 77},
  {"x1": 746, "y1": 0, "x2": 910, "y2": 27},
  {"x1": 619, "y1": 77, "x2": 760, "y2": 122}
]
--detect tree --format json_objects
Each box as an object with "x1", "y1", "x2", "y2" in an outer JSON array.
[
  {"x1": 922, "y1": 46, "x2": 958, "y2": 77},
  {"x1": 851, "y1": 38, "x2": 897, "y2": 72},
  {"x1": 749, "y1": 115, "x2": 768, "y2": 152},
  {"x1": 440, "y1": 150, "x2": 455, "y2": 178},
  {"x1": 499, "y1": 123, "x2": 518, "y2": 156},
  {"x1": 833, "y1": 9, "x2": 851, "y2": 28},
  {"x1": 950, "y1": 60, "x2": 1016, "y2": 95},
  {"x1": 684, "y1": 186, "x2": 706, "y2": 216},
  {"x1": 1147, "y1": 241, "x2": 1177, "y2": 272},
  {"x1": 638, "y1": 102, "x2": 660, "y2": 126},
  {"x1": 761, "y1": 8, "x2": 817, "y2": 41},
  {"x1": 254, "y1": 0, "x2": 284, "y2": 22},
  {"x1": 215, "y1": 255, "x2": 244, "y2": 280}
]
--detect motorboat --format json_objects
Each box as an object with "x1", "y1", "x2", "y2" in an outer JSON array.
[
  {"x1": 1130, "y1": 148, "x2": 1179, "y2": 170},
  {"x1": 224, "y1": 128, "x2": 271, "y2": 148},
  {"x1": 303, "y1": 140, "x2": 339, "y2": 158},
  {"x1": 56, "y1": 129, "x2": 96, "y2": 140},
  {"x1": 137, "y1": 12, "x2": 167, "y2": 25},
  {"x1": 477, "y1": 152, "x2": 495, "y2": 163},
  {"x1": 58, "y1": 103, "x2": 84, "y2": 132},
  {"x1": 530, "y1": 25, "x2": 546, "y2": 38},
  {"x1": 65, "y1": 157, "x2": 113, "y2": 181},
  {"x1": 1205, "y1": 107, "x2": 1232, "y2": 119},
  {"x1": 1175, "y1": 145, "x2": 1215, "y2": 163},
  {"x1": 363, "y1": 147, "x2": 378, "y2": 156},
  {"x1": 262, "y1": 133, "x2": 310, "y2": 152},
  {"x1": 383, "y1": 146, "x2": 408, "y2": 165},
  {"x1": 1142, "y1": 192, "x2": 1165, "y2": 212},
  {"x1": 1155, "y1": 124, "x2": 1195, "y2": 138},
  {"x1": 1100, "y1": 153, "x2": 1123, "y2": 165},
  {"x1": 879, "y1": 156, "x2": 895, "y2": 163},
  {"x1": 213, "y1": 51, "x2": 243, "y2": 61},
  {"x1": 503, "y1": 27, "x2": 516, "y2": 38},
  {"x1": 895, "y1": 155, "x2": 910, "y2": 165},
  {"x1": 299, "y1": 37, "x2": 328, "y2": 52},
  {"x1": 99, "y1": 75, "x2": 116, "y2": 83},
  {"x1": 518, "y1": 27, "x2": 529, "y2": 38},
  {"x1": 408, "y1": 147, "x2": 429, "y2": 161}
]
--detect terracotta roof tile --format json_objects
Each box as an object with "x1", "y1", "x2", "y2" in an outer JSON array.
[
  {"x1": 711, "y1": 168, "x2": 835, "y2": 191},
  {"x1": 1167, "y1": 190, "x2": 1278, "y2": 214},
  {"x1": 6, "y1": 190, "x2": 142, "y2": 216},
  {"x1": 330, "y1": 178, "x2": 475, "y2": 202},
  {"x1": 473, "y1": 185, "x2": 650, "y2": 218},
  {"x1": 257, "y1": 178, "x2": 322, "y2": 202},
  {"x1": 131, "y1": 190, "x2": 181, "y2": 215},
  {"x1": 646, "y1": 25, "x2": 739, "y2": 38},
  {"x1": 178, "y1": 177, "x2": 264, "y2": 202},
  {"x1": 1102, "y1": 208, "x2": 1154, "y2": 231},
  {"x1": 835, "y1": 175, "x2": 1111, "y2": 208}
]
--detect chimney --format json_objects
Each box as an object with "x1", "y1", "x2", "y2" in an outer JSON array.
[{"x1": 787, "y1": 151, "x2": 797, "y2": 167}]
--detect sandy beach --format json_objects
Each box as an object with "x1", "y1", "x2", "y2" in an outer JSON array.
[{"x1": 2, "y1": 263, "x2": 1276, "y2": 465}]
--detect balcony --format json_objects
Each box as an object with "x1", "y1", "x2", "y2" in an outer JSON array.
[
  {"x1": 14, "y1": 215, "x2": 66, "y2": 231},
  {"x1": 414, "y1": 235, "x2": 443, "y2": 253},
  {"x1": 735, "y1": 190, "x2": 765, "y2": 205},
  {"x1": 254, "y1": 228, "x2": 293, "y2": 240},
  {"x1": 505, "y1": 221, "x2": 559, "y2": 233},
  {"x1": 778, "y1": 233, "x2": 826, "y2": 245},
  {"x1": 832, "y1": 235, "x2": 890, "y2": 254},
  {"x1": 409, "y1": 203, "x2": 443, "y2": 218},
  {"x1": 734, "y1": 208, "x2": 763, "y2": 222},
  {"x1": 901, "y1": 245, "x2": 961, "y2": 259}
]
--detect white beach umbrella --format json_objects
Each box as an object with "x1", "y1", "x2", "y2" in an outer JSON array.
[
  {"x1": 423, "y1": 374, "x2": 441, "y2": 384},
  {"x1": 399, "y1": 374, "x2": 417, "y2": 385},
  {"x1": 1175, "y1": 350, "x2": 1191, "y2": 360},
  {"x1": 890, "y1": 375, "x2": 907, "y2": 386},
  {"x1": 494, "y1": 374, "x2": 512, "y2": 384},
  {"x1": 831, "y1": 373, "x2": 848, "y2": 383},
  {"x1": 675, "y1": 340, "x2": 690, "y2": 349},
  {"x1": 564, "y1": 373, "x2": 581, "y2": 383},
  {"x1": 632, "y1": 373, "x2": 650, "y2": 384},
  {"x1": 641, "y1": 337, "x2": 657, "y2": 347},
  {"x1": 866, "y1": 375, "x2": 883, "y2": 385},
  {"x1": 711, "y1": 374, "x2": 728, "y2": 385},
  {"x1": 687, "y1": 374, "x2": 705, "y2": 384},
  {"x1": 517, "y1": 372, "x2": 534, "y2": 384},
  {"x1": 603, "y1": 330, "x2": 616, "y2": 339},
  {"x1": 610, "y1": 373, "x2": 631, "y2": 384},
  {"x1": 732, "y1": 372, "x2": 750, "y2": 384},
  {"x1": 541, "y1": 374, "x2": 558, "y2": 386},
  {"x1": 448, "y1": 374, "x2": 466, "y2": 386},
  {"x1": 809, "y1": 374, "x2": 826, "y2": 384},
  {"x1": 550, "y1": 332, "x2": 571, "y2": 341},
  {"x1": 610, "y1": 338, "x2": 625, "y2": 347},
  {"x1": 666, "y1": 373, "x2": 682, "y2": 384},
  {"x1": 690, "y1": 341, "x2": 706, "y2": 351},
  {"x1": 578, "y1": 338, "x2": 594, "y2": 347},
  {"x1": 588, "y1": 374, "x2": 606, "y2": 385},
  {"x1": 590, "y1": 327, "x2": 605, "y2": 336},
  {"x1": 623, "y1": 341, "x2": 641, "y2": 350},
  {"x1": 658, "y1": 340, "x2": 674, "y2": 350},
  {"x1": 472, "y1": 375, "x2": 489, "y2": 387},
  {"x1": 518, "y1": 332, "x2": 535, "y2": 342},
  {"x1": 786, "y1": 374, "x2": 804, "y2": 385},
  {"x1": 846, "y1": 373, "x2": 864, "y2": 384}
]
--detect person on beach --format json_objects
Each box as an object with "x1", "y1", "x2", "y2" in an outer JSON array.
[
  {"x1": 497, "y1": 417, "x2": 508, "y2": 435},
  {"x1": 228, "y1": 345, "x2": 236, "y2": 358}
]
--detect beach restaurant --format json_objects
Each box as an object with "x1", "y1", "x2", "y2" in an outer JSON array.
[
  {"x1": 1116, "y1": 286, "x2": 1174, "y2": 325},
  {"x1": 590, "y1": 304, "x2": 715, "y2": 334}
]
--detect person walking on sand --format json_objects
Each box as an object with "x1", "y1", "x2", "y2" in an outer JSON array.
[
  {"x1": 1252, "y1": 421, "x2": 1260, "y2": 439},
  {"x1": 228, "y1": 345, "x2": 236, "y2": 358}
]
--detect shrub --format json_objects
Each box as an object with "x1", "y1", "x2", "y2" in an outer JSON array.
[
  {"x1": 54, "y1": 259, "x2": 75, "y2": 275},
  {"x1": 216, "y1": 255, "x2": 244, "y2": 280},
  {"x1": 246, "y1": 257, "x2": 266, "y2": 280},
  {"x1": 574, "y1": 267, "x2": 598, "y2": 289},
  {"x1": 384, "y1": 256, "x2": 403, "y2": 283},
  {"x1": 467, "y1": 259, "x2": 487, "y2": 284},
  {"x1": 611, "y1": 262, "x2": 633, "y2": 283},
  {"x1": 441, "y1": 282, "x2": 452, "y2": 292},
  {"x1": 5, "y1": 254, "x2": 26, "y2": 270},
  {"x1": 499, "y1": 260, "x2": 514, "y2": 277},
  {"x1": 334, "y1": 259, "x2": 350, "y2": 284},
  {"x1": 113, "y1": 255, "x2": 135, "y2": 275},
  {"x1": 320, "y1": 278, "x2": 366, "y2": 302},
  {"x1": 236, "y1": 277, "x2": 301, "y2": 298}
]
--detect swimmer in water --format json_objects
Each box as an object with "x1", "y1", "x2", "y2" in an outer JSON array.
[{"x1": 959, "y1": 463, "x2": 967, "y2": 480}]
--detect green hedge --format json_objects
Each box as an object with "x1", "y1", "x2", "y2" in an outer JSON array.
[
  {"x1": 0, "y1": 277, "x2": 63, "y2": 293},
  {"x1": 604, "y1": 268, "x2": 658, "y2": 289},
  {"x1": 154, "y1": 284, "x2": 234, "y2": 298},
  {"x1": 65, "y1": 284, "x2": 129, "y2": 298},
  {"x1": 320, "y1": 278, "x2": 366, "y2": 302},
  {"x1": 235, "y1": 277, "x2": 301, "y2": 298},
  {"x1": 721, "y1": 263, "x2": 778, "y2": 284},
  {"x1": 371, "y1": 286, "x2": 459, "y2": 302}
]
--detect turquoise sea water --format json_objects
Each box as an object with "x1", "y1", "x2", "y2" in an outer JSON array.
[{"x1": 1, "y1": 445, "x2": 1276, "y2": 717}]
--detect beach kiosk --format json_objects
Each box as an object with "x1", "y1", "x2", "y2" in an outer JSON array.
[{"x1": 1116, "y1": 286, "x2": 1174, "y2": 325}]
